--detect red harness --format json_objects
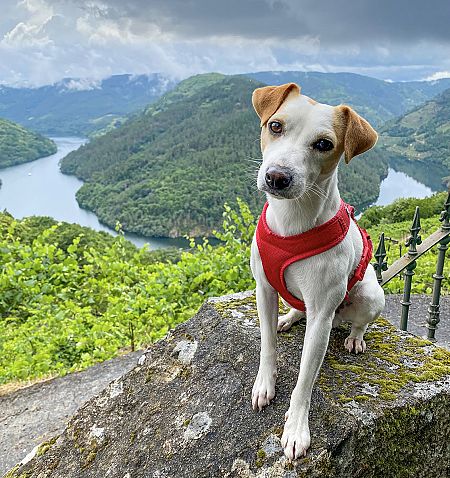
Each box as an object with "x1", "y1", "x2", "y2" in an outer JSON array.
[{"x1": 255, "y1": 200, "x2": 373, "y2": 311}]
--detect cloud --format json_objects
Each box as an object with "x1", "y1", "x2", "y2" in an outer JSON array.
[
  {"x1": 1, "y1": 0, "x2": 450, "y2": 86},
  {"x1": 76, "y1": 0, "x2": 450, "y2": 44},
  {"x1": 424, "y1": 71, "x2": 450, "y2": 81}
]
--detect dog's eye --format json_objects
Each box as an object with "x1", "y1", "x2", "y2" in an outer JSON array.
[
  {"x1": 312, "y1": 139, "x2": 334, "y2": 152},
  {"x1": 268, "y1": 121, "x2": 283, "y2": 134}
]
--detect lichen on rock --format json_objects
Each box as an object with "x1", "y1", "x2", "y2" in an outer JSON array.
[{"x1": 6, "y1": 291, "x2": 450, "y2": 478}]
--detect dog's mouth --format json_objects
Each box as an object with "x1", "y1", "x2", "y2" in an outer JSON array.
[{"x1": 259, "y1": 183, "x2": 297, "y2": 199}]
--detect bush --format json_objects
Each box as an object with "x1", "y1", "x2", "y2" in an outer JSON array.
[{"x1": 0, "y1": 200, "x2": 255, "y2": 384}]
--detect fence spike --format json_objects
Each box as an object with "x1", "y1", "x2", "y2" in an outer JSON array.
[
  {"x1": 373, "y1": 233, "x2": 388, "y2": 283},
  {"x1": 405, "y1": 206, "x2": 422, "y2": 255},
  {"x1": 439, "y1": 191, "x2": 450, "y2": 230}
]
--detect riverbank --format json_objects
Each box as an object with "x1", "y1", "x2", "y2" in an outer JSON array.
[{"x1": 0, "y1": 137, "x2": 188, "y2": 249}]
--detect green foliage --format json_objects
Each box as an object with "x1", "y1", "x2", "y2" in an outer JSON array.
[
  {"x1": 60, "y1": 73, "x2": 388, "y2": 237},
  {"x1": 1, "y1": 197, "x2": 448, "y2": 385},
  {"x1": 0, "y1": 200, "x2": 254, "y2": 384},
  {"x1": 367, "y1": 216, "x2": 447, "y2": 295},
  {"x1": 0, "y1": 118, "x2": 56, "y2": 169},
  {"x1": 359, "y1": 192, "x2": 447, "y2": 229},
  {"x1": 361, "y1": 193, "x2": 450, "y2": 294}
]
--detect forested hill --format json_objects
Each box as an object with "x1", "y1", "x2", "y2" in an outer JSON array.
[
  {"x1": 380, "y1": 87, "x2": 450, "y2": 170},
  {"x1": 245, "y1": 71, "x2": 450, "y2": 128},
  {"x1": 60, "y1": 73, "x2": 388, "y2": 238},
  {"x1": 0, "y1": 74, "x2": 176, "y2": 136},
  {"x1": 0, "y1": 118, "x2": 56, "y2": 169}
]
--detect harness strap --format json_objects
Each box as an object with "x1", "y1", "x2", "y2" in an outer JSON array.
[{"x1": 255, "y1": 200, "x2": 373, "y2": 312}]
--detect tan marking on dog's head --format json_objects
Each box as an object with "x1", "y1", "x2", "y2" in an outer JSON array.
[
  {"x1": 252, "y1": 83, "x2": 300, "y2": 127},
  {"x1": 306, "y1": 96, "x2": 317, "y2": 105},
  {"x1": 333, "y1": 105, "x2": 378, "y2": 163}
]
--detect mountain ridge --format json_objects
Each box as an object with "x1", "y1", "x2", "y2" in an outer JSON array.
[
  {"x1": 245, "y1": 71, "x2": 450, "y2": 127},
  {"x1": 60, "y1": 73, "x2": 389, "y2": 237},
  {"x1": 380, "y1": 87, "x2": 450, "y2": 177},
  {"x1": 0, "y1": 74, "x2": 177, "y2": 136},
  {"x1": 0, "y1": 118, "x2": 56, "y2": 169},
  {"x1": 2, "y1": 70, "x2": 450, "y2": 137}
]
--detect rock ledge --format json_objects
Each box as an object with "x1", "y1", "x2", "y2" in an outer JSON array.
[{"x1": 6, "y1": 291, "x2": 450, "y2": 478}]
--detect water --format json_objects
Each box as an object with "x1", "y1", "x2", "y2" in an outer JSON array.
[
  {"x1": 373, "y1": 168, "x2": 434, "y2": 206},
  {"x1": 0, "y1": 137, "x2": 188, "y2": 249},
  {"x1": 0, "y1": 138, "x2": 442, "y2": 247}
]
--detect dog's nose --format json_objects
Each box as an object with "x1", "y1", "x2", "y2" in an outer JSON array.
[{"x1": 265, "y1": 167, "x2": 292, "y2": 190}]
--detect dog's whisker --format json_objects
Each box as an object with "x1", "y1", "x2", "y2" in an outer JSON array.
[{"x1": 305, "y1": 183, "x2": 329, "y2": 201}]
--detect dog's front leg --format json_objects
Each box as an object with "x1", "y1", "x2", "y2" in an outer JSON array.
[
  {"x1": 281, "y1": 302, "x2": 337, "y2": 460},
  {"x1": 252, "y1": 282, "x2": 278, "y2": 411}
]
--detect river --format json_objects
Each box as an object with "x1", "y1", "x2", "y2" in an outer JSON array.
[
  {"x1": 373, "y1": 168, "x2": 434, "y2": 207},
  {"x1": 0, "y1": 138, "x2": 441, "y2": 247},
  {"x1": 0, "y1": 138, "x2": 187, "y2": 249}
]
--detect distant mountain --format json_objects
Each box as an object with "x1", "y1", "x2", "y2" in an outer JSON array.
[
  {"x1": 380, "y1": 88, "x2": 450, "y2": 185},
  {"x1": 60, "y1": 73, "x2": 388, "y2": 237},
  {"x1": 3, "y1": 70, "x2": 449, "y2": 139},
  {"x1": 245, "y1": 71, "x2": 450, "y2": 127},
  {"x1": 0, "y1": 118, "x2": 56, "y2": 169},
  {"x1": 0, "y1": 74, "x2": 177, "y2": 136}
]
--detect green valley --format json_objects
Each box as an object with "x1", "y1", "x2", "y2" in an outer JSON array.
[
  {"x1": 381, "y1": 88, "x2": 450, "y2": 173},
  {"x1": 61, "y1": 73, "x2": 389, "y2": 237},
  {"x1": 0, "y1": 118, "x2": 56, "y2": 169}
]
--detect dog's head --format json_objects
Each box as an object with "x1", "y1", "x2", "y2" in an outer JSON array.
[{"x1": 252, "y1": 83, "x2": 378, "y2": 199}]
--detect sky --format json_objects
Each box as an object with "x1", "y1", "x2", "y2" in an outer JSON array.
[{"x1": 1, "y1": 0, "x2": 450, "y2": 87}]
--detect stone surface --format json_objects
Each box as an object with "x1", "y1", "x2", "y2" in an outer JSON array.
[
  {"x1": 4, "y1": 291, "x2": 450, "y2": 478},
  {"x1": 383, "y1": 293, "x2": 450, "y2": 350},
  {"x1": 0, "y1": 351, "x2": 142, "y2": 476}
]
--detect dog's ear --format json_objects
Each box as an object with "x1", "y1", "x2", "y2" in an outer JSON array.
[
  {"x1": 252, "y1": 83, "x2": 300, "y2": 127},
  {"x1": 335, "y1": 105, "x2": 378, "y2": 163}
]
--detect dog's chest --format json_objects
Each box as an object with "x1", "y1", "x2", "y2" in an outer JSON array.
[{"x1": 282, "y1": 227, "x2": 361, "y2": 301}]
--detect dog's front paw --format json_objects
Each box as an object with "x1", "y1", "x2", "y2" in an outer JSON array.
[
  {"x1": 277, "y1": 310, "x2": 305, "y2": 332},
  {"x1": 344, "y1": 336, "x2": 366, "y2": 354},
  {"x1": 281, "y1": 411, "x2": 311, "y2": 460},
  {"x1": 252, "y1": 367, "x2": 276, "y2": 411}
]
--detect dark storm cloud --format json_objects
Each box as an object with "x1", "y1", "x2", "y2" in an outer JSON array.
[
  {"x1": 74, "y1": 0, "x2": 450, "y2": 44},
  {"x1": 2, "y1": 0, "x2": 450, "y2": 85}
]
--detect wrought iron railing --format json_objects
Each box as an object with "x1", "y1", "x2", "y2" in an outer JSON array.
[{"x1": 373, "y1": 193, "x2": 450, "y2": 341}]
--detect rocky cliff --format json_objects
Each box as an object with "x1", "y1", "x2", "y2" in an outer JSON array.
[{"x1": 6, "y1": 291, "x2": 450, "y2": 478}]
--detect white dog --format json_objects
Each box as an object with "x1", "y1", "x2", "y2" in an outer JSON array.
[{"x1": 249, "y1": 83, "x2": 385, "y2": 460}]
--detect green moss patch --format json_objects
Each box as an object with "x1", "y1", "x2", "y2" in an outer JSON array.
[{"x1": 321, "y1": 317, "x2": 450, "y2": 402}]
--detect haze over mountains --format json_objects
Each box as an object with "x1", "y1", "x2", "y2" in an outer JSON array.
[
  {"x1": 0, "y1": 74, "x2": 176, "y2": 136},
  {"x1": 1, "y1": 70, "x2": 450, "y2": 137}
]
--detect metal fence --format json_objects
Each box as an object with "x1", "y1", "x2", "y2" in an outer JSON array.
[{"x1": 373, "y1": 193, "x2": 450, "y2": 341}]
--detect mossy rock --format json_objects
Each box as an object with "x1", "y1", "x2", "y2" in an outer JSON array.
[{"x1": 8, "y1": 291, "x2": 450, "y2": 477}]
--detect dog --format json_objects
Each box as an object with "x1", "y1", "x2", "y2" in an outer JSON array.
[{"x1": 249, "y1": 83, "x2": 385, "y2": 460}]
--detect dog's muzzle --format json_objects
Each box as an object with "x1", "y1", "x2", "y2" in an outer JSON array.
[{"x1": 265, "y1": 167, "x2": 292, "y2": 191}]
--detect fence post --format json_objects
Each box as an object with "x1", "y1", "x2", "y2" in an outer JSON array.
[
  {"x1": 400, "y1": 207, "x2": 422, "y2": 331},
  {"x1": 426, "y1": 193, "x2": 450, "y2": 340},
  {"x1": 374, "y1": 233, "x2": 387, "y2": 283}
]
